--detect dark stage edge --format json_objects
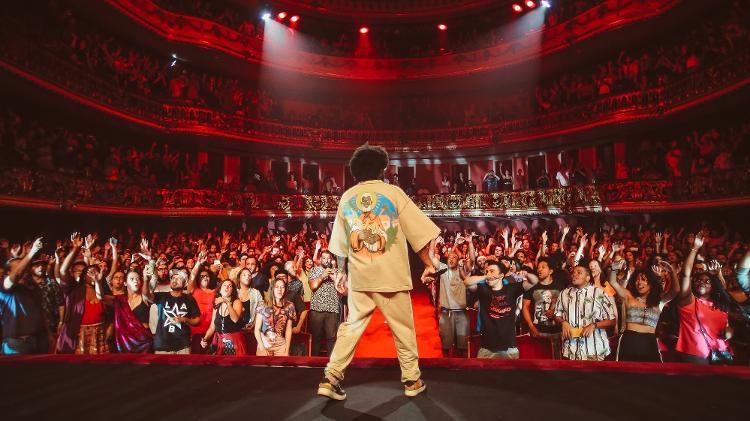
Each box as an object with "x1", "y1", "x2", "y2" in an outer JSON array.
[{"x1": 1, "y1": 356, "x2": 748, "y2": 421}]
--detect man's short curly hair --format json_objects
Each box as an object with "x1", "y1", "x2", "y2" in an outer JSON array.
[{"x1": 349, "y1": 143, "x2": 388, "y2": 183}]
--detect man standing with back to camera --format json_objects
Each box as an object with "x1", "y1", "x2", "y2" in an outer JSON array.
[{"x1": 316, "y1": 143, "x2": 440, "y2": 400}]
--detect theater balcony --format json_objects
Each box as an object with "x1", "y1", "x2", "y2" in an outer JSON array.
[
  {"x1": 1, "y1": 28, "x2": 748, "y2": 160},
  {"x1": 1, "y1": 166, "x2": 748, "y2": 218},
  {"x1": 84, "y1": 0, "x2": 685, "y2": 80}
]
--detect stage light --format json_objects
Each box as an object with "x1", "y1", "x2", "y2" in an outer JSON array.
[
  {"x1": 512, "y1": 3, "x2": 523, "y2": 12},
  {"x1": 171, "y1": 53, "x2": 177, "y2": 59},
  {"x1": 290, "y1": 15, "x2": 300, "y2": 23},
  {"x1": 359, "y1": 26, "x2": 369, "y2": 34},
  {"x1": 525, "y1": 1, "x2": 536, "y2": 8},
  {"x1": 277, "y1": 11, "x2": 287, "y2": 20},
  {"x1": 170, "y1": 59, "x2": 177, "y2": 67},
  {"x1": 541, "y1": 0, "x2": 551, "y2": 8},
  {"x1": 437, "y1": 23, "x2": 447, "y2": 31},
  {"x1": 261, "y1": 12, "x2": 271, "y2": 20}
]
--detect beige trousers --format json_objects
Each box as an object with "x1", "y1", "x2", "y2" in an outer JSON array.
[{"x1": 325, "y1": 290, "x2": 420, "y2": 384}]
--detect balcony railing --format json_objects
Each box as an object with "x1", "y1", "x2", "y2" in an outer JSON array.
[
  {"x1": 1, "y1": 166, "x2": 748, "y2": 217},
  {"x1": 106, "y1": 0, "x2": 678, "y2": 79}
]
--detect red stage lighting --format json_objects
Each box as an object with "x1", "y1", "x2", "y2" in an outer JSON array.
[
  {"x1": 359, "y1": 26, "x2": 369, "y2": 34},
  {"x1": 277, "y1": 11, "x2": 287, "y2": 20},
  {"x1": 525, "y1": 1, "x2": 536, "y2": 8},
  {"x1": 437, "y1": 23, "x2": 447, "y2": 31},
  {"x1": 290, "y1": 15, "x2": 300, "y2": 23},
  {"x1": 512, "y1": 3, "x2": 523, "y2": 12}
]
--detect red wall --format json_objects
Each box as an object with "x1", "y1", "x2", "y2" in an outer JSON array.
[{"x1": 319, "y1": 163, "x2": 345, "y2": 187}]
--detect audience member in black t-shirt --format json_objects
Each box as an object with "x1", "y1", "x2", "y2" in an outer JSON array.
[
  {"x1": 151, "y1": 269, "x2": 200, "y2": 354},
  {"x1": 0, "y1": 238, "x2": 48, "y2": 354},
  {"x1": 522, "y1": 257, "x2": 564, "y2": 336},
  {"x1": 464, "y1": 259, "x2": 540, "y2": 359},
  {"x1": 521, "y1": 257, "x2": 565, "y2": 359}
]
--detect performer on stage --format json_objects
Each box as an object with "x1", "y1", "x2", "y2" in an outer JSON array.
[{"x1": 317, "y1": 144, "x2": 440, "y2": 401}]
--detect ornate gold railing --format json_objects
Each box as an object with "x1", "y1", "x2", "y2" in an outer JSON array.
[{"x1": 1, "y1": 166, "x2": 748, "y2": 217}]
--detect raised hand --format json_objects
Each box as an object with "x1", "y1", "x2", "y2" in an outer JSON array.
[
  {"x1": 598, "y1": 244, "x2": 607, "y2": 259},
  {"x1": 654, "y1": 232, "x2": 663, "y2": 243},
  {"x1": 579, "y1": 234, "x2": 588, "y2": 247},
  {"x1": 9, "y1": 244, "x2": 21, "y2": 258},
  {"x1": 562, "y1": 224, "x2": 570, "y2": 236},
  {"x1": 692, "y1": 232, "x2": 705, "y2": 250},
  {"x1": 197, "y1": 251, "x2": 208, "y2": 265},
  {"x1": 140, "y1": 238, "x2": 151, "y2": 258},
  {"x1": 30, "y1": 237, "x2": 44, "y2": 256},
  {"x1": 706, "y1": 259, "x2": 722, "y2": 274},
  {"x1": 500, "y1": 226, "x2": 509, "y2": 240},
  {"x1": 610, "y1": 258, "x2": 627, "y2": 272},
  {"x1": 84, "y1": 233, "x2": 97, "y2": 250},
  {"x1": 541, "y1": 231, "x2": 548, "y2": 243},
  {"x1": 651, "y1": 264, "x2": 665, "y2": 277},
  {"x1": 70, "y1": 232, "x2": 84, "y2": 249}
]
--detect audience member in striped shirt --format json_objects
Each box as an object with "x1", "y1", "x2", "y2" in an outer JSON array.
[{"x1": 554, "y1": 265, "x2": 617, "y2": 360}]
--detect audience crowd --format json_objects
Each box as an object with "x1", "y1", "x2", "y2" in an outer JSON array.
[
  {"x1": 3, "y1": 104, "x2": 747, "y2": 198},
  {"x1": 10, "y1": 0, "x2": 747, "y2": 131},
  {"x1": 1, "y1": 217, "x2": 749, "y2": 365},
  {"x1": 0, "y1": 109, "x2": 207, "y2": 188}
]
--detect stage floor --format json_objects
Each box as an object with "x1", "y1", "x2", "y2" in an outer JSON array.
[{"x1": 1, "y1": 355, "x2": 748, "y2": 420}]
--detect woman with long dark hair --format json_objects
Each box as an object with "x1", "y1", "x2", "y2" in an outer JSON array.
[
  {"x1": 188, "y1": 254, "x2": 216, "y2": 353},
  {"x1": 201, "y1": 279, "x2": 245, "y2": 355},
  {"x1": 110, "y1": 270, "x2": 153, "y2": 353},
  {"x1": 607, "y1": 259, "x2": 679, "y2": 361},
  {"x1": 675, "y1": 233, "x2": 733, "y2": 364}
]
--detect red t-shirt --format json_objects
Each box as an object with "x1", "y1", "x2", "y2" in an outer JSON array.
[
  {"x1": 192, "y1": 288, "x2": 215, "y2": 335},
  {"x1": 81, "y1": 300, "x2": 104, "y2": 325}
]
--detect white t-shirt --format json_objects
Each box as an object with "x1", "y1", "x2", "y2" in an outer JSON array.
[{"x1": 555, "y1": 170, "x2": 570, "y2": 187}]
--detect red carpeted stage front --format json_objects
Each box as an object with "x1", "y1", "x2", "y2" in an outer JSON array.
[{"x1": 1, "y1": 354, "x2": 748, "y2": 420}]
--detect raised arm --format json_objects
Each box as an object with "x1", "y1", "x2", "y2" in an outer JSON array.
[
  {"x1": 559, "y1": 224, "x2": 570, "y2": 251},
  {"x1": 573, "y1": 234, "x2": 588, "y2": 266},
  {"x1": 60, "y1": 233, "x2": 83, "y2": 283},
  {"x1": 106, "y1": 238, "x2": 119, "y2": 282},
  {"x1": 188, "y1": 252, "x2": 207, "y2": 294},
  {"x1": 536, "y1": 231, "x2": 548, "y2": 262},
  {"x1": 3, "y1": 237, "x2": 43, "y2": 290},
  {"x1": 655, "y1": 261, "x2": 680, "y2": 305},
  {"x1": 606, "y1": 259, "x2": 631, "y2": 300},
  {"x1": 678, "y1": 233, "x2": 704, "y2": 306},
  {"x1": 467, "y1": 233, "x2": 477, "y2": 264}
]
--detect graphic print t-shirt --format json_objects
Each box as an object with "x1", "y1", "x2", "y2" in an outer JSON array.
[
  {"x1": 329, "y1": 180, "x2": 440, "y2": 292},
  {"x1": 153, "y1": 292, "x2": 201, "y2": 351},
  {"x1": 477, "y1": 282, "x2": 524, "y2": 352},
  {"x1": 523, "y1": 281, "x2": 564, "y2": 334}
]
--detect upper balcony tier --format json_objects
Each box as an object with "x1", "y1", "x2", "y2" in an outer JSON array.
[
  {"x1": 2, "y1": 28, "x2": 748, "y2": 157},
  {"x1": 100, "y1": 0, "x2": 681, "y2": 80}
]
